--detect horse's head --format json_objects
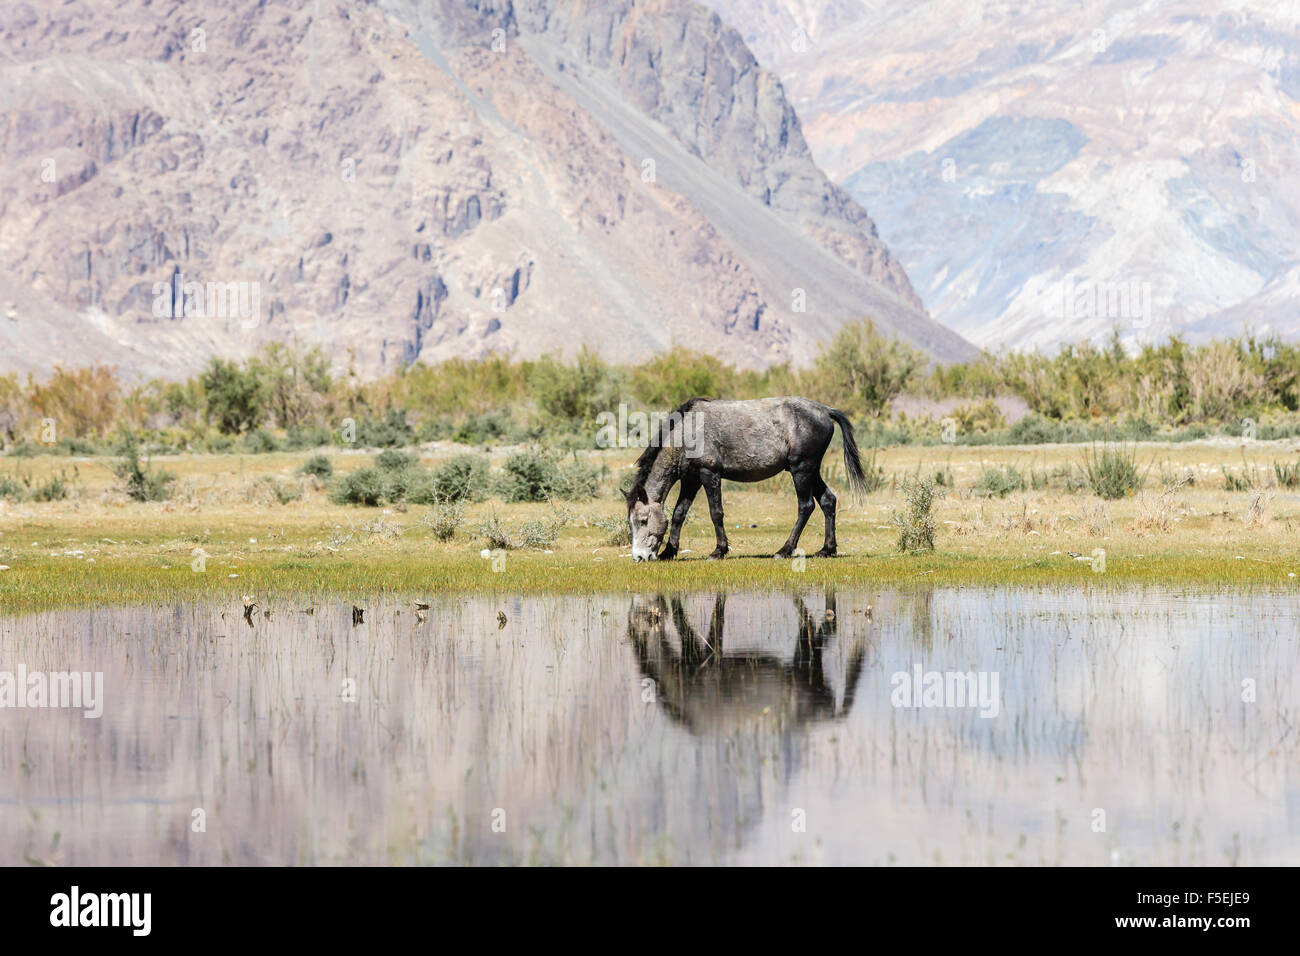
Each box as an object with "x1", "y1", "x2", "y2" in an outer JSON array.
[{"x1": 624, "y1": 486, "x2": 667, "y2": 561}]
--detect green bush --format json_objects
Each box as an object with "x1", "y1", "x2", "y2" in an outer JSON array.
[
  {"x1": 331, "y1": 452, "x2": 441, "y2": 506},
  {"x1": 549, "y1": 458, "x2": 603, "y2": 501},
  {"x1": 375, "y1": 448, "x2": 419, "y2": 471},
  {"x1": 1007, "y1": 414, "x2": 1064, "y2": 445},
  {"x1": 113, "y1": 435, "x2": 174, "y2": 502},
  {"x1": 431, "y1": 455, "x2": 491, "y2": 502},
  {"x1": 472, "y1": 509, "x2": 514, "y2": 550},
  {"x1": 1273, "y1": 460, "x2": 1300, "y2": 489},
  {"x1": 201, "y1": 357, "x2": 266, "y2": 435},
  {"x1": 423, "y1": 497, "x2": 467, "y2": 541},
  {"x1": 299, "y1": 454, "x2": 334, "y2": 479},
  {"x1": 203, "y1": 432, "x2": 236, "y2": 454},
  {"x1": 356, "y1": 409, "x2": 411, "y2": 448},
  {"x1": 241, "y1": 428, "x2": 280, "y2": 454},
  {"x1": 974, "y1": 465, "x2": 1027, "y2": 498},
  {"x1": 31, "y1": 467, "x2": 75, "y2": 502},
  {"x1": 813, "y1": 318, "x2": 924, "y2": 418},
  {"x1": 1222, "y1": 466, "x2": 1257, "y2": 492},
  {"x1": 529, "y1": 347, "x2": 623, "y2": 428},
  {"x1": 331, "y1": 467, "x2": 386, "y2": 506},
  {"x1": 0, "y1": 473, "x2": 25, "y2": 501},
  {"x1": 892, "y1": 476, "x2": 943, "y2": 552},
  {"x1": 500, "y1": 450, "x2": 559, "y2": 502},
  {"x1": 247, "y1": 475, "x2": 302, "y2": 505},
  {"x1": 283, "y1": 424, "x2": 333, "y2": 450},
  {"x1": 383, "y1": 464, "x2": 436, "y2": 504},
  {"x1": 1081, "y1": 444, "x2": 1145, "y2": 499},
  {"x1": 589, "y1": 513, "x2": 632, "y2": 546},
  {"x1": 54, "y1": 437, "x2": 97, "y2": 456},
  {"x1": 516, "y1": 503, "x2": 573, "y2": 549}
]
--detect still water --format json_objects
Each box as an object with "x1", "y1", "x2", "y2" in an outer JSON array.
[{"x1": 1, "y1": 587, "x2": 1296, "y2": 865}]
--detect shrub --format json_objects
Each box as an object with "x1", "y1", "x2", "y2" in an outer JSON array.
[
  {"x1": 892, "y1": 476, "x2": 943, "y2": 552},
  {"x1": 1222, "y1": 466, "x2": 1256, "y2": 492},
  {"x1": 431, "y1": 455, "x2": 491, "y2": 502},
  {"x1": 549, "y1": 457, "x2": 603, "y2": 500},
  {"x1": 245, "y1": 475, "x2": 302, "y2": 505},
  {"x1": 331, "y1": 467, "x2": 386, "y2": 506},
  {"x1": 383, "y1": 463, "x2": 436, "y2": 504},
  {"x1": 375, "y1": 449, "x2": 419, "y2": 471},
  {"x1": 283, "y1": 424, "x2": 333, "y2": 450},
  {"x1": 500, "y1": 450, "x2": 559, "y2": 502},
  {"x1": 241, "y1": 428, "x2": 279, "y2": 454},
  {"x1": 953, "y1": 399, "x2": 1007, "y2": 435},
  {"x1": 812, "y1": 318, "x2": 924, "y2": 418},
  {"x1": 113, "y1": 435, "x2": 174, "y2": 501},
  {"x1": 356, "y1": 409, "x2": 411, "y2": 448},
  {"x1": 203, "y1": 432, "x2": 236, "y2": 454},
  {"x1": 589, "y1": 513, "x2": 632, "y2": 546},
  {"x1": 515, "y1": 503, "x2": 572, "y2": 549},
  {"x1": 31, "y1": 467, "x2": 75, "y2": 502},
  {"x1": 1081, "y1": 443, "x2": 1144, "y2": 499},
  {"x1": 423, "y1": 497, "x2": 466, "y2": 541},
  {"x1": 530, "y1": 347, "x2": 623, "y2": 428},
  {"x1": 299, "y1": 454, "x2": 334, "y2": 479},
  {"x1": 0, "y1": 473, "x2": 25, "y2": 501},
  {"x1": 201, "y1": 358, "x2": 266, "y2": 435},
  {"x1": 330, "y1": 452, "x2": 440, "y2": 506},
  {"x1": 1273, "y1": 460, "x2": 1300, "y2": 489},
  {"x1": 1007, "y1": 414, "x2": 1063, "y2": 445},
  {"x1": 974, "y1": 465, "x2": 1026, "y2": 498},
  {"x1": 449, "y1": 410, "x2": 525, "y2": 446},
  {"x1": 54, "y1": 437, "x2": 97, "y2": 456},
  {"x1": 473, "y1": 510, "x2": 514, "y2": 550}
]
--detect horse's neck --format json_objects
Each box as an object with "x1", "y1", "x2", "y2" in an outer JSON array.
[{"x1": 644, "y1": 446, "x2": 684, "y2": 502}]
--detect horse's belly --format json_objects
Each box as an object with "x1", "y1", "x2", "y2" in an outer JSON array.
[{"x1": 722, "y1": 462, "x2": 786, "y2": 483}]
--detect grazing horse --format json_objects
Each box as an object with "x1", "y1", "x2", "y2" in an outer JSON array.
[{"x1": 623, "y1": 397, "x2": 866, "y2": 561}]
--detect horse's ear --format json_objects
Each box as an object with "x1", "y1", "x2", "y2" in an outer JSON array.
[{"x1": 622, "y1": 485, "x2": 646, "y2": 506}]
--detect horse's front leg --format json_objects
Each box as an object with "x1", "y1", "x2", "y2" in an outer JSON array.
[
  {"x1": 658, "y1": 475, "x2": 700, "y2": 560},
  {"x1": 700, "y1": 469, "x2": 729, "y2": 559}
]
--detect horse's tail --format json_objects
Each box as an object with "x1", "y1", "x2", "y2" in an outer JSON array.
[{"x1": 829, "y1": 408, "x2": 866, "y2": 497}]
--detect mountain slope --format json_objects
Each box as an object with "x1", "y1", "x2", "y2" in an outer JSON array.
[
  {"x1": 0, "y1": 0, "x2": 973, "y2": 378},
  {"x1": 705, "y1": 0, "x2": 1300, "y2": 350}
]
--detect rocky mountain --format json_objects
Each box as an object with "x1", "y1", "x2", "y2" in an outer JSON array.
[
  {"x1": 0, "y1": 0, "x2": 974, "y2": 379},
  {"x1": 704, "y1": 0, "x2": 1300, "y2": 351}
]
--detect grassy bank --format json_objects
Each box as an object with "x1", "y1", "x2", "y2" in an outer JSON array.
[{"x1": 2, "y1": 439, "x2": 1298, "y2": 613}]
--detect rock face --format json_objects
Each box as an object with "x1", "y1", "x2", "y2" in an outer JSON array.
[
  {"x1": 0, "y1": 0, "x2": 973, "y2": 379},
  {"x1": 705, "y1": 0, "x2": 1300, "y2": 351}
]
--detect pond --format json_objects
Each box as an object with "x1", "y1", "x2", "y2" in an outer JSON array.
[{"x1": 1, "y1": 587, "x2": 1296, "y2": 864}]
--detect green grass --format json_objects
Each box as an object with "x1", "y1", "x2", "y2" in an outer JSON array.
[{"x1": 3, "y1": 442, "x2": 1299, "y2": 613}]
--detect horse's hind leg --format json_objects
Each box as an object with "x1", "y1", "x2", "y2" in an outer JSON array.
[
  {"x1": 813, "y1": 476, "x2": 837, "y2": 557},
  {"x1": 775, "y1": 469, "x2": 817, "y2": 558}
]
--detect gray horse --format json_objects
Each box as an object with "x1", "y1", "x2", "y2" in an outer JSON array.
[{"x1": 623, "y1": 397, "x2": 866, "y2": 561}]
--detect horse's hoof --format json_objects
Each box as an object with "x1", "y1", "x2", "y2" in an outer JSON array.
[
  {"x1": 657, "y1": 546, "x2": 677, "y2": 561},
  {"x1": 814, "y1": 548, "x2": 837, "y2": 558},
  {"x1": 707, "y1": 549, "x2": 728, "y2": 560},
  {"x1": 773, "y1": 550, "x2": 791, "y2": 560}
]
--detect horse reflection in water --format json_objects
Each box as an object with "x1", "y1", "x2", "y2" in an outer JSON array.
[{"x1": 628, "y1": 591, "x2": 866, "y2": 734}]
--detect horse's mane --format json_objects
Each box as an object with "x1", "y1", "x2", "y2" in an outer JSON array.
[{"x1": 628, "y1": 397, "x2": 710, "y2": 494}]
